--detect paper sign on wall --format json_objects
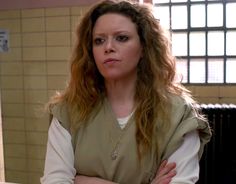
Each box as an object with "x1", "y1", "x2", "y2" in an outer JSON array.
[{"x1": 0, "y1": 29, "x2": 9, "y2": 52}]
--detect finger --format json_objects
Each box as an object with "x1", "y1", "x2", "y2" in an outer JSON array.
[
  {"x1": 158, "y1": 160, "x2": 168, "y2": 171},
  {"x1": 157, "y1": 162, "x2": 176, "y2": 176},
  {"x1": 158, "y1": 169, "x2": 176, "y2": 180},
  {"x1": 156, "y1": 160, "x2": 168, "y2": 176},
  {"x1": 160, "y1": 160, "x2": 168, "y2": 168},
  {"x1": 156, "y1": 177, "x2": 171, "y2": 184},
  {"x1": 155, "y1": 170, "x2": 177, "y2": 184},
  {"x1": 165, "y1": 169, "x2": 177, "y2": 178}
]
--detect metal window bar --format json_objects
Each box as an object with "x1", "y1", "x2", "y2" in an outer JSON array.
[{"x1": 154, "y1": 0, "x2": 236, "y2": 84}]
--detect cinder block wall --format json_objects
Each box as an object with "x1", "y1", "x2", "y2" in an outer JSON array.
[
  {"x1": 0, "y1": 6, "x2": 88, "y2": 184},
  {"x1": 0, "y1": 5, "x2": 236, "y2": 184},
  {"x1": 187, "y1": 85, "x2": 236, "y2": 104}
]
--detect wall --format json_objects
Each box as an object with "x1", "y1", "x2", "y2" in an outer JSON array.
[
  {"x1": 0, "y1": 5, "x2": 91, "y2": 183},
  {"x1": 0, "y1": 2, "x2": 236, "y2": 184},
  {"x1": 186, "y1": 85, "x2": 236, "y2": 104},
  {"x1": 0, "y1": 0, "x2": 97, "y2": 10},
  {"x1": 0, "y1": 91, "x2": 4, "y2": 181}
]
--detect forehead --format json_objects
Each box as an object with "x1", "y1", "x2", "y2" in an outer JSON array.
[{"x1": 93, "y1": 13, "x2": 137, "y2": 33}]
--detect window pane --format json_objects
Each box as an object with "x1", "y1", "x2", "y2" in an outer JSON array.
[
  {"x1": 153, "y1": 6, "x2": 170, "y2": 30},
  {"x1": 172, "y1": 33, "x2": 187, "y2": 56},
  {"x1": 189, "y1": 32, "x2": 205, "y2": 56},
  {"x1": 226, "y1": 31, "x2": 236, "y2": 56},
  {"x1": 171, "y1": 6, "x2": 187, "y2": 29},
  {"x1": 190, "y1": 59, "x2": 205, "y2": 83},
  {"x1": 226, "y1": 3, "x2": 236, "y2": 28},
  {"x1": 208, "y1": 31, "x2": 224, "y2": 56},
  {"x1": 207, "y1": 3, "x2": 223, "y2": 27},
  {"x1": 176, "y1": 59, "x2": 188, "y2": 83},
  {"x1": 208, "y1": 59, "x2": 224, "y2": 83},
  {"x1": 226, "y1": 59, "x2": 236, "y2": 83},
  {"x1": 191, "y1": 4, "x2": 205, "y2": 27},
  {"x1": 154, "y1": 0, "x2": 236, "y2": 84}
]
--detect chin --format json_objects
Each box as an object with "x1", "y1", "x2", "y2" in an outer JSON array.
[{"x1": 103, "y1": 75, "x2": 122, "y2": 81}]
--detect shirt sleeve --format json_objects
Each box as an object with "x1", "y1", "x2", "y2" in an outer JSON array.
[
  {"x1": 168, "y1": 130, "x2": 200, "y2": 184},
  {"x1": 40, "y1": 117, "x2": 76, "y2": 184}
]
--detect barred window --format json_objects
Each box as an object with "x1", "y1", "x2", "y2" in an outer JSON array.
[{"x1": 153, "y1": 0, "x2": 236, "y2": 84}]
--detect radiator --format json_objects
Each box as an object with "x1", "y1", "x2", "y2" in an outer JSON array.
[{"x1": 197, "y1": 104, "x2": 236, "y2": 184}]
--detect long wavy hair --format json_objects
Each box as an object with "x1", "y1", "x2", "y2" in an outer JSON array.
[{"x1": 48, "y1": 0, "x2": 198, "y2": 158}]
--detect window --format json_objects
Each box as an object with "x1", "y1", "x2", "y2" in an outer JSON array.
[{"x1": 153, "y1": 0, "x2": 236, "y2": 84}]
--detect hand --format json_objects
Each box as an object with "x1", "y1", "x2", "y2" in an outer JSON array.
[
  {"x1": 151, "y1": 160, "x2": 177, "y2": 184},
  {"x1": 74, "y1": 175, "x2": 117, "y2": 184}
]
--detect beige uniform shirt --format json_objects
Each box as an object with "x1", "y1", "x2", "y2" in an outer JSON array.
[{"x1": 51, "y1": 95, "x2": 211, "y2": 184}]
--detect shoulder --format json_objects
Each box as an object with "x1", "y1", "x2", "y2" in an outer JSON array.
[
  {"x1": 50, "y1": 102, "x2": 70, "y2": 131},
  {"x1": 168, "y1": 93, "x2": 195, "y2": 121},
  {"x1": 161, "y1": 93, "x2": 212, "y2": 159},
  {"x1": 168, "y1": 93, "x2": 208, "y2": 135}
]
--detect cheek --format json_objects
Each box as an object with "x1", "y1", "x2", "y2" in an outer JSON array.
[{"x1": 124, "y1": 46, "x2": 142, "y2": 63}]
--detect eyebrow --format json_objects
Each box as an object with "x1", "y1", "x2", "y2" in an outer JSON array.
[{"x1": 93, "y1": 30, "x2": 132, "y2": 36}]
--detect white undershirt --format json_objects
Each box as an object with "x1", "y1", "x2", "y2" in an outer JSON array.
[
  {"x1": 117, "y1": 113, "x2": 133, "y2": 129},
  {"x1": 40, "y1": 118, "x2": 200, "y2": 184}
]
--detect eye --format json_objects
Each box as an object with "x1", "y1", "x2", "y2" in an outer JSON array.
[
  {"x1": 93, "y1": 37, "x2": 105, "y2": 45},
  {"x1": 116, "y1": 35, "x2": 129, "y2": 42}
]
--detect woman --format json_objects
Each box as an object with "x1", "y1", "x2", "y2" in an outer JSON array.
[{"x1": 41, "y1": 0, "x2": 211, "y2": 183}]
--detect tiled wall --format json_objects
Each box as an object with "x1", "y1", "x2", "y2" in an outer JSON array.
[
  {"x1": 0, "y1": 5, "x2": 236, "y2": 184},
  {"x1": 0, "y1": 94, "x2": 5, "y2": 181},
  {"x1": 0, "y1": 6, "x2": 89, "y2": 184},
  {"x1": 186, "y1": 85, "x2": 236, "y2": 104}
]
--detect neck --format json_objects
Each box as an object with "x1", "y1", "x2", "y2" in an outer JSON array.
[{"x1": 105, "y1": 78, "x2": 136, "y2": 118}]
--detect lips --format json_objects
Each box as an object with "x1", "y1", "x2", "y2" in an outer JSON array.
[{"x1": 104, "y1": 58, "x2": 120, "y2": 64}]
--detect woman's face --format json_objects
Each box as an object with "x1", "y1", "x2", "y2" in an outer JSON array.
[{"x1": 92, "y1": 13, "x2": 143, "y2": 81}]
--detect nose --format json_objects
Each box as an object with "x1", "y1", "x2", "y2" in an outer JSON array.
[{"x1": 104, "y1": 38, "x2": 115, "y2": 54}]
